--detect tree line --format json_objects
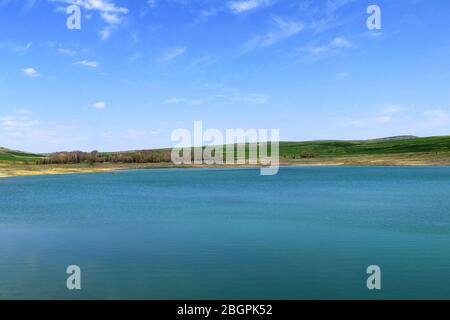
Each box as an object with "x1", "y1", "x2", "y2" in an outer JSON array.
[{"x1": 37, "y1": 150, "x2": 172, "y2": 164}]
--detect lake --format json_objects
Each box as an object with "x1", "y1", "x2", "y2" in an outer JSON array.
[{"x1": 1, "y1": 167, "x2": 450, "y2": 299}]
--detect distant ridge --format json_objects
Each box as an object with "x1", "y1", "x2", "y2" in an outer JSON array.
[{"x1": 369, "y1": 135, "x2": 418, "y2": 142}]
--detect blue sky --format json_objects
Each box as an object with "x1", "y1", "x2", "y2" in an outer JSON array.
[{"x1": 1, "y1": 0, "x2": 450, "y2": 152}]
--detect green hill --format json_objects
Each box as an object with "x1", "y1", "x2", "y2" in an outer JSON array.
[
  {"x1": 278, "y1": 136, "x2": 450, "y2": 159},
  {"x1": 0, "y1": 148, "x2": 44, "y2": 162},
  {"x1": 2, "y1": 135, "x2": 450, "y2": 164}
]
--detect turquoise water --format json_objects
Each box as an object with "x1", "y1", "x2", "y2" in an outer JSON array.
[{"x1": 1, "y1": 167, "x2": 450, "y2": 299}]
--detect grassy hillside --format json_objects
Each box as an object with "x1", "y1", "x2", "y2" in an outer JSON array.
[
  {"x1": 194, "y1": 136, "x2": 450, "y2": 160},
  {"x1": 0, "y1": 148, "x2": 44, "y2": 162},
  {"x1": 2, "y1": 135, "x2": 450, "y2": 164},
  {"x1": 278, "y1": 136, "x2": 450, "y2": 159}
]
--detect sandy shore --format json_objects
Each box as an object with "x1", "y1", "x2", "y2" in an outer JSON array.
[{"x1": 0, "y1": 163, "x2": 175, "y2": 178}]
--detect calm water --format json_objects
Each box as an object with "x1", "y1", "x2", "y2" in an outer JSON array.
[{"x1": 1, "y1": 167, "x2": 450, "y2": 299}]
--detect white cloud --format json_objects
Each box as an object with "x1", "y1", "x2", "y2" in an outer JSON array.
[
  {"x1": 0, "y1": 115, "x2": 39, "y2": 137},
  {"x1": 331, "y1": 36, "x2": 353, "y2": 49},
  {"x1": 74, "y1": 60, "x2": 99, "y2": 68},
  {"x1": 216, "y1": 92, "x2": 271, "y2": 104},
  {"x1": 228, "y1": 0, "x2": 271, "y2": 14},
  {"x1": 100, "y1": 12, "x2": 121, "y2": 24},
  {"x1": 299, "y1": 36, "x2": 354, "y2": 60},
  {"x1": 21, "y1": 42, "x2": 32, "y2": 52},
  {"x1": 262, "y1": 16, "x2": 304, "y2": 47},
  {"x1": 326, "y1": 0, "x2": 354, "y2": 13},
  {"x1": 337, "y1": 106, "x2": 450, "y2": 137},
  {"x1": 58, "y1": 48, "x2": 77, "y2": 55},
  {"x1": 231, "y1": 93, "x2": 270, "y2": 104},
  {"x1": 0, "y1": 111, "x2": 86, "y2": 152},
  {"x1": 163, "y1": 97, "x2": 188, "y2": 104},
  {"x1": 199, "y1": 8, "x2": 217, "y2": 17},
  {"x1": 306, "y1": 0, "x2": 355, "y2": 34},
  {"x1": 92, "y1": 101, "x2": 106, "y2": 109},
  {"x1": 372, "y1": 105, "x2": 405, "y2": 125},
  {"x1": 242, "y1": 16, "x2": 304, "y2": 52},
  {"x1": 100, "y1": 28, "x2": 112, "y2": 40},
  {"x1": 147, "y1": 0, "x2": 157, "y2": 8},
  {"x1": 0, "y1": 41, "x2": 33, "y2": 54},
  {"x1": 54, "y1": 0, "x2": 128, "y2": 14},
  {"x1": 163, "y1": 97, "x2": 202, "y2": 106},
  {"x1": 22, "y1": 68, "x2": 39, "y2": 77},
  {"x1": 162, "y1": 46, "x2": 187, "y2": 61}
]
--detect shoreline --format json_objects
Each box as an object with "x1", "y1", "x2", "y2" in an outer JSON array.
[{"x1": 2, "y1": 154, "x2": 450, "y2": 178}]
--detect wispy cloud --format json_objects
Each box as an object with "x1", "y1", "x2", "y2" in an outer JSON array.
[
  {"x1": 216, "y1": 92, "x2": 271, "y2": 104},
  {"x1": 58, "y1": 48, "x2": 77, "y2": 55},
  {"x1": 22, "y1": 67, "x2": 39, "y2": 77},
  {"x1": 0, "y1": 115, "x2": 40, "y2": 137},
  {"x1": 242, "y1": 16, "x2": 304, "y2": 53},
  {"x1": 306, "y1": 0, "x2": 356, "y2": 34},
  {"x1": 228, "y1": 0, "x2": 272, "y2": 14},
  {"x1": 100, "y1": 11, "x2": 122, "y2": 24},
  {"x1": 298, "y1": 36, "x2": 354, "y2": 61},
  {"x1": 100, "y1": 28, "x2": 113, "y2": 40},
  {"x1": 92, "y1": 101, "x2": 106, "y2": 109},
  {"x1": 0, "y1": 41, "x2": 32, "y2": 53},
  {"x1": 74, "y1": 60, "x2": 99, "y2": 68},
  {"x1": 52, "y1": 0, "x2": 128, "y2": 14},
  {"x1": 18, "y1": 42, "x2": 32, "y2": 52},
  {"x1": 0, "y1": 110, "x2": 84, "y2": 151},
  {"x1": 336, "y1": 104, "x2": 450, "y2": 134},
  {"x1": 333, "y1": 71, "x2": 349, "y2": 80},
  {"x1": 162, "y1": 46, "x2": 187, "y2": 61},
  {"x1": 163, "y1": 97, "x2": 202, "y2": 106}
]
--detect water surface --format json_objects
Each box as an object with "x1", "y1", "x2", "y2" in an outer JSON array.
[{"x1": 1, "y1": 167, "x2": 450, "y2": 299}]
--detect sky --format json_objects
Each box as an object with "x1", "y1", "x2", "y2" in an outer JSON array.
[{"x1": 1, "y1": 0, "x2": 450, "y2": 152}]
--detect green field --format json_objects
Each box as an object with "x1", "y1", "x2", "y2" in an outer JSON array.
[
  {"x1": 0, "y1": 148, "x2": 44, "y2": 162},
  {"x1": 192, "y1": 135, "x2": 450, "y2": 160},
  {"x1": 2, "y1": 135, "x2": 450, "y2": 164},
  {"x1": 277, "y1": 135, "x2": 450, "y2": 158}
]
